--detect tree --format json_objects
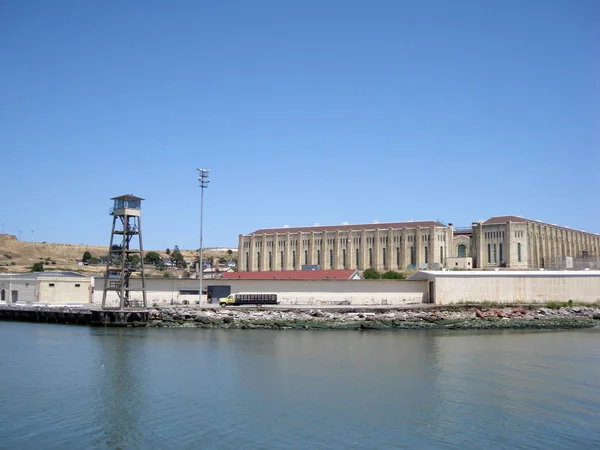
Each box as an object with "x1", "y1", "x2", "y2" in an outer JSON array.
[
  {"x1": 82, "y1": 251, "x2": 92, "y2": 263},
  {"x1": 166, "y1": 248, "x2": 171, "y2": 255},
  {"x1": 31, "y1": 262, "x2": 44, "y2": 272},
  {"x1": 227, "y1": 249, "x2": 233, "y2": 256},
  {"x1": 144, "y1": 251, "x2": 162, "y2": 265},
  {"x1": 382, "y1": 270, "x2": 406, "y2": 280},
  {"x1": 218, "y1": 257, "x2": 227, "y2": 264},
  {"x1": 171, "y1": 245, "x2": 186, "y2": 268},
  {"x1": 127, "y1": 254, "x2": 140, "y2": 265},
  {"x1": 362, "y1": 268, "x2": 381, "y2": 279}
]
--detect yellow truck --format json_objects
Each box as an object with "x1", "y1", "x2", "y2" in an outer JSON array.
[{"x1": 219, "y1": 293, "x2": 278, "y2": 307}]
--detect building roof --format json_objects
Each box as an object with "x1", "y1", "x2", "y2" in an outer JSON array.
[
  {"x1": 0, "y1": 271, "x2": 88, "y2": 279},
  {"x1": 221, "y1": 269, "x2": 360, "y2": 280},
  {"x1": 111, "y1": 194, "x2": 144, "y2": 201},
  {"x1": 483, "y1": 216, "x2": 599, "y2": 236},
  {"x1": 249, "y1": 220, "x2": 445, "y2": 235}
]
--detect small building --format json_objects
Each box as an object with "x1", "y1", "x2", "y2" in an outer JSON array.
[
  {"x1": 220, "y1": 269, "x2": 361, "y2": 280},
  {"x1": 0, "y1": 272, "x2": 92, "y2": 305}
]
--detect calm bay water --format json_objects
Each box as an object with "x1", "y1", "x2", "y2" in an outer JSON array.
[{"x1": 0, "y1": 323, "x2": 599, "y2": 449}]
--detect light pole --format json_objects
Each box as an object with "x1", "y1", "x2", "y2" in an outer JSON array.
[{"x1": 197, "y1": 168, "x2": 210, "y2": 306}]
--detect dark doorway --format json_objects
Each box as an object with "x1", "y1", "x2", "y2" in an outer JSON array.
[{"x1": 207, "y1": 285, "x2": 231, "y2": 304}]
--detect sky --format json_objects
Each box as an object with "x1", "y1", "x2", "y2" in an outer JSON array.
[{"x1": 1, "y1": 0, "x2": 598, "y2": 250}]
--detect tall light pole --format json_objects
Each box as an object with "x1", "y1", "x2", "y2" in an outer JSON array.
[{"x1": 197, "y1": 168, "x2": 210, "y2": 306}]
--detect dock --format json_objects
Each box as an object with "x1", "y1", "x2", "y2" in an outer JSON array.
[{"x1": 0, "y1": 305, "x2": 149, "y2": 327}]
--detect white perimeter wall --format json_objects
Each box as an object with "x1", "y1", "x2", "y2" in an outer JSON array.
[
  {"x1": 93, "y1": 278, "x2": 428, "y2": 307},
  {"x1": 431, "y1": 273, "x2": 600, "y2": 304}
]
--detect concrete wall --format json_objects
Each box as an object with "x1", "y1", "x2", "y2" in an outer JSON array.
[
  {"x1": 446, "y1": 257, "x2": 473, "y2": 270},
  {"x1": 424, "y1": 272, "x2": 600, "y2": 305},
  {"x1": 93, "y1": 278, "x2": 429, "y2": 307}
]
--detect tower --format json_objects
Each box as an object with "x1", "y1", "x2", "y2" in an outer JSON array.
[{"x1": 102, "y1": 194, "x2": 147, "y2": 309}]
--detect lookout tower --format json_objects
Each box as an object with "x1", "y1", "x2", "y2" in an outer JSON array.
[{"x1": 101, "y1": 194, "x2": 147, "y2": 309}]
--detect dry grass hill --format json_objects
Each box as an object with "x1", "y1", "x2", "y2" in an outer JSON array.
[{"x1": 0, "y1": 234, "x2": 236, "y2": 277}]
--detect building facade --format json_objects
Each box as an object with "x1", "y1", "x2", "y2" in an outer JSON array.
[{"x1": 238, "y1": 216, "x2": 600, "y2": 272}]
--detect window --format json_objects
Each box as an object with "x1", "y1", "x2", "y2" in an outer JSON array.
[
  {"x1": 356, "y1": 249, "x2": 359, "y2": 267},
  {"x1": 424, "y1": 246, "x2": 428, "y2": 264},
  {"x1": 329, "y1": 249, "x2": 333, "y2": 269},
  {"x1": 440, "y1": 246, "x2": 443, "y2": 262},
  {"x1": 304, "y1": 250, "x2": 308, "y2": 266},
  {"x1": 518, "y1": 243, "x2": 522, "y2": 262},
  {"x1": 493, "y1": 244, "x2": 497, "y2": 263},
  {"x1": 280, "y1": 251, "x2": 284, "y2": 269},
  {"x1": 49, "y1": 283, "x2": 55, "y2": 287},
  {"x1": 269, "y1": 252, "x2": 272, "y2": 270},
  {"x1": 382, "y1": 247, "x2": 387, "y2": 266},
  {"x1": 343, "y1": 249, "x2": 346, "y2": 268},
  {"x1": 499, "y1": 244, "x2": 503, "y2": 264},
  {"x1": 410, "y1": 247, "x2": 415, "y2": 266},
  {"x1": 488, "y1": 244, "x2": 491, "y2": 264},
  {"x1": 317, "y1": 250, "x2": 321, "y2": 266},
  {"x1": 75, "y1": 284, "x2": 81, "y2": 288},
  {"x1": 369, "y1": 248, "x2": 373, "y2": 267},
  {"x1": 0, "y1": 289, "x2": 4, "y2": 301},
  {"x1": 457, "y1": 244, "x2": 466, "y2": 258},
  {"x1": 257, "y1": 251, "x2": 261, "y2": 271},
  {"x1": 246, "y1": 252, "x2": 249, "y2": 271},
  {"x1": 179, "y1": 289, "x2": 199, "y2": 295},
  {"x1": 396, "y1": 247, "x2": 400, "y2": 267}
]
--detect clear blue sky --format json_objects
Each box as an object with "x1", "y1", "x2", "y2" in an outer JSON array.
[{"x1": 1, "y1": 0, "x2": 598, "y2": 250}]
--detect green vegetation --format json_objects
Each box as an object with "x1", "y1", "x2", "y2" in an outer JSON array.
[
  {"x1": 170, "y1": 246, "x2": 186, "y2": 268},
  {"x1": 31, "y1": 262, "x2": 44, "y2": 272},
  {"x1": 144, "y1": 251, "x2": 162, "y2": 265},
  {"x1": 363, "y1": 268, "x2": 406, "y2": 279}
]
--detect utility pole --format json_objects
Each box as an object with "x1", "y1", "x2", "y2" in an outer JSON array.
[{"x1": 197, "y1": 168, "x2": 210, "y2": 306}]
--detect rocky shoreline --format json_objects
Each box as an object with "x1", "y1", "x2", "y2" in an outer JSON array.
[{"x1": 147, "y1": 306, "x2": 600, "y2": 331}]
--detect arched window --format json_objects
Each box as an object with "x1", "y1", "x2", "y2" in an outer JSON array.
[{"x1": 457, "y1": 244, "x2": 466, "y2": 258}]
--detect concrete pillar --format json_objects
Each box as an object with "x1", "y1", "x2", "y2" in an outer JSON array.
[
  {"x1": 334, "y1": 230, "x2": 341, "y2": 269},
  {"x1": 360, "y1": 229, "x2": 367, "y2": 270},
  {"x1": 374, "y1": 229, "x2": 381, "y2": 271},
  {"x1": 249, "y1": 234, "x2": 256, "y2": 271},
  {"x1": 348, "y1": 230, "x2": 355, "y2": 270},
  {"x1": 415, "y1": 227, "x2": 422, "y2": 268},
  {"x1": 237, "y1": 235, "x2": 245, "y2": 272},
  {"x1": 321, "y1": 232, "x2": 327, "y2": 270},
  {"x1": 273, "y1": 233, "x2": 279, "y2": 270},
  {"x1": 401, "y1": 228, "x2": 408, "y2": 269},
  {"x1": 474, "y1": 222, "x2": 484, "y2": 268}
]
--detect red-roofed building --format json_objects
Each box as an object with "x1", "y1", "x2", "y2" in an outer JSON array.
[{"x1": 221, "y1": 269, "x2": 361, "y2": 281}]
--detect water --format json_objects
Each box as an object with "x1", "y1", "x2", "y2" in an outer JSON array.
[{"x1": 0, "y1": 323, "x2": 599, "y2": 449}]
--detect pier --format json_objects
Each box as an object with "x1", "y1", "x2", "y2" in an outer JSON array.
[{"x1": 0, "y1": 305, "x2": 149, "y2": 327}]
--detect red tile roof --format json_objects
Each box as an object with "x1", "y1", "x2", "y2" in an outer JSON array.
[
  {"x1": 221, "y1": 269, "x2": 360, "y2": 280},
  {"x1": 249, "y1": 220, "x2": 444, "y2": 235}
]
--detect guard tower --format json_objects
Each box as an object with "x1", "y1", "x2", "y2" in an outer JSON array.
[{"x1": 102, "y1": 194, "x2": 147, "y2": 309}]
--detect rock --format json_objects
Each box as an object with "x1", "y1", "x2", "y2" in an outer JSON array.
[
  {"x1": 194, "y1": 313, "x2": 212, "y2": 324},
  {"x1": 222, "y1": 316, "x2": 234, "y2": 324},
  {"x1": 593, "y1": 314, "x2": 600, "y2": 320}
]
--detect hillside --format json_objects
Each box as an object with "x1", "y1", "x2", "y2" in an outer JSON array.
[{"x1": 0, "y1": 234, "x2": 237, "y2": 277}]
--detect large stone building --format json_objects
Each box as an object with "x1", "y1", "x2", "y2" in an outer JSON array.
[{"x1": 238, "y1": 216, "x2": 600, "y2": 272}]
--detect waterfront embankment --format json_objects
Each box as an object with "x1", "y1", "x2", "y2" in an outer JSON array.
[{"x1": 147, "y1": 305, "x2": 600, "y2": 330}]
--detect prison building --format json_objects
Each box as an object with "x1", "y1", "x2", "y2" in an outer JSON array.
[
  {"x1": 238, "y1": 221, "x2": 455, "y2": 272},
  {"x1": 238, "y1": 216, "x2": 600, "y2": 272},
  {"x1": 472, "y1": 216, "x2": 600, "y2": 269}
]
